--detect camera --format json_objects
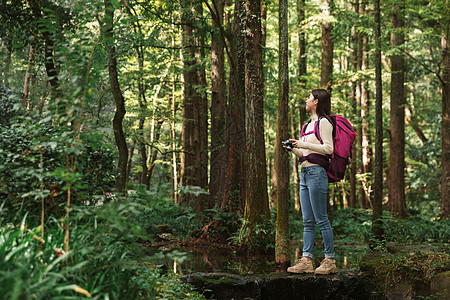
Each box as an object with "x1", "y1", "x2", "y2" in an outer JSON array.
[{"x1": 281, "y1": 140, "x2": 294, "y2": 152}]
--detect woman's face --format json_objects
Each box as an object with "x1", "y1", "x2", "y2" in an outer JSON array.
[{"x1": 305, "y1": 94, "x2": 317, "y2": 112}]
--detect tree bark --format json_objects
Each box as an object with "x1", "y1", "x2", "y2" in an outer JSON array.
[
  {"x1": 222, "y1": 0, "x2": 245, "y2": 214},
  {"x1": 360, "y1": 29, "x2": 371, "y2": 208},
  {"x1": 350, "y1": 0, "x2": 360, "y2": 209},
  {"x1": 181, "y1": 0, "x2": 197, "y2": 208},
  {"x1": 243, "y1": 0, "x2": 270, "y2": 226},
  {"x1": 441, "y1": 27, "x2": 450, "y2": 218},
  {"x1": 210, "y1": 0, "x2": 227, "y2": 209},
  {"x1": 105, "y1": 0, "x2": 128, "y2": 193},
  {"x1": 320, "y1": 0, "x2": 334, "y2": 91},
  {"x1": 194, "y1": 1, "x2": 209, "y2": 215},
  {"x1": 372, "y1": 0, "x2": 384, "y2": 242},
  {"x1": 22, "y1": 43, "x2": 35, "y2": 109},
  {"x1": 295, "y1": 0, "x2": 307, "y2": 211},
  {"x1": 275, "y1": 0, "x2": 290, "y2": 271},
  {"x1": 180, "y1": 0, "x2": 208, "y2": 214},
  {"x1": 388, "y1": 5, "x2": 406, "y2": 219}
]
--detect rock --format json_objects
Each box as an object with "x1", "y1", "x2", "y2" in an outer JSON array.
[
  {"x1": 156, "y1": 232, "x2": 173, "y2": 241},
  {"x1": 155, "y1": 224, "x2": 172, "y2": 234},
  {"x1": 181, "y1": 270, "x2": 374, "y2": 300},
  {"x1": 431, "y1": 271, "x2": 450, "y2": 299}
]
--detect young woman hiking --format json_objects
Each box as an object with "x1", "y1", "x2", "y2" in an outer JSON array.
[{"x1": 285, "y1": 89, "x2": 337, "y2": 275}]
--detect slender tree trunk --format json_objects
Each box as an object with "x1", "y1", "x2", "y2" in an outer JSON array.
[
  {"x1": 194, "y1": 1, "x2": 208, "y2": 215},
  {"x1": 2, "y1": 37, "x2": 12, "y2": 88},
  {"x1": 350, "y1": 2, "x2": 360, "y2": 208},
  {"x1": 441, "y1": 27, "x2": 450, "y2": 218},
  {"x1": 23, "y1": 36, "x2": 37, "y2": 110},
  {"x1": 147, "y1": 121, "x2": 163, "y2": 184},
  {"x1": 372, "y1": 0, "x2": 384, "y2": 242},
  {"x1": 295, "y1": 0, "x2": 307, "y2": 211},
  {"x1": 290, "y1": 110, "x2": 300, "y2": 211},
  {"x1": 360, "y1": 10, "x2": 371, "y2": 208},
  {"x1": 105, "y1": 0, "x2": 128, "y2": 193},
  {"x1": 127, "y1": 141, "x2": 135, "y2": 183},
  {"x1": 320, "y1": 0, "x2": 334, "y2": 90},
  {"x1": 243, "y1": 0, "x2": 270, "y2": 226},
  {"x1": 210, "y1": 0, "x2": 227, "y2": 209},
  {"x1": 388, "y1": 5, "x2": 406, "y2": 218},
  {"x1": 275, "y1": 0, "x2": 290, "y2": 270},
  {"x1": 180, "y1": 0, "x2": 197, "y2": 207},
  {"x1": 222, "y1": 0, "x2": 245, "y2": 214}
]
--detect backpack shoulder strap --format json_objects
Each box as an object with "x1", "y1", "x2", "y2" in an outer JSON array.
[
  {"x1": 300, "y1": 120, "x2": 311, "y2": 137},
  {"x1": 314, "y1": 118, "x2": 323, "y2": 144}
]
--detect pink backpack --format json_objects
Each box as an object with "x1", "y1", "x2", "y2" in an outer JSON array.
[{"x1": 300, "y1": 115, "x2": 357, "y2": 182}]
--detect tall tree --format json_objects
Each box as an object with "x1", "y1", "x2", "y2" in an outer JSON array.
[
  {"x1": 295, "y1": 0, "x2": 308, "y2": 211},
  {"x1": 104, "y1": 0, "x2": 128, "y2": 193},
  {"x1": 180, "y1": 0, "x2": 208, "y2": 213},
  {"x1": 350, "y1": 0, "x2": 361, "y2": 208},
  {"x1": 275, "y1": 0, "x2": 290, "y2": 270},
  {"x1": 388, "y1": 4, "x2": 406, "y2": 219},
  {"x1": 243, "y1": 0, "x2": 270, "y2": 227},
  {"x1": 372, "y1": 0, "x2": 384, "y2": 242},
  {"x1": 442, "y1": 22, "x2": 450, "y2": 218},
  {"x1": 194, "y1": 1, "x2": 209, "y2": 214},
  {"x1": 360, "y1": 24, "x2": 371, "y2": 209},
  {"x1": 222, "y1": 0, "x2": 245, "y2": 214},
  {"x1": 210, "y1": 0, "x2": 227, "y2": 209},
  {"x1": 320, "y1": 0, "x2": 334, "y2": 90}
]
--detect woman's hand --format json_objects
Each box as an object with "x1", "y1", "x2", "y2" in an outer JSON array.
[{"x1": 290, "y1": 139, "x2": 305, "y2": 149}]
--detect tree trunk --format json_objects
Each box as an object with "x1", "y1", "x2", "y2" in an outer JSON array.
[
  {"x1": 372, "y1": 0, "x2": 384, "y2": 242},
  {"x1": 360, "y1": 5, "x2": 371, "y2": 208},
  {"x1": 180, "y1": 0, "x2": 197, "y2": 208},
  {"x1": 210, "y1": 0, "x2": 227, "y2": 209},
  {"x1": 388, "y1": 6, "x2": 406, "y2": 219},
  {"x1": 295, "y1": 0, "x2": 307, "y2": 212},
  {"x1": 350, "y1": 1, "x2": 360, "y2": 208},
  {"x1": 2, "y1": 37, "x2": 12, "y2": 88},
  {"x1": 320, "y1": 0, "x2": 333, "y2": 91},
  {"x1": 22, "y1": 43, "x2": 35, "y2": 109},
  {"x1": 28, "y1": 0, "x2": 62, "y2": 107},
  {"x1": 275, "y1": 0, "x2": 290, "y2": 271},
  {"x1": 147, "y1": 121, "x2": 164, "y2": 184},
  {"x1": 222, "y1": 0, "x2": 245, "y2": 214},
  {"x1": 243, "y1": 0, "x2": 270, "y2": 226},
  {"x1": 194, "y1": 1, "x2": 208, "y2": 215},
  {"x1": 105, "y1": 0, "x2": 128, "y2": 193},
  {"x1": 442, "y1": 27, "x2": 450, "y2": 218}
]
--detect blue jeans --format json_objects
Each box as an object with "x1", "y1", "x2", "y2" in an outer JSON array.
[{"x1": 300, "y1": 165, "x2": 334, "y2": 259}]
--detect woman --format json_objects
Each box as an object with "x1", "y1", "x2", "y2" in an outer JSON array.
[{"x1": 286, "y1": 89, "x2": 337, "y2": 275}]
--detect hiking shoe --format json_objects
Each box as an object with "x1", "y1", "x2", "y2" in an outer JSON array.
[
  {"x1": 314, "y1": 258, "x2": 338, "y2": 275},
  {"x1": 287, "y1": 257, "x2": 314, "y2": 274}
]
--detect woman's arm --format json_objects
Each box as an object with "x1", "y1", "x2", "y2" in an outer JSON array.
[
  {"x1": 292, "y1": 148, "x2": 303, "y2": 158},
  {"x1": 294, "y1": 118, "x2": 334, "y2": 155}
]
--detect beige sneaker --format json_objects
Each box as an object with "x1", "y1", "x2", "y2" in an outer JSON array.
[
  {"x1": 314, "y1": 258, "x2": 338, "y2": 275},
  {"x1": 287, "y1": 257, "x2": 314, "y2": 274}
]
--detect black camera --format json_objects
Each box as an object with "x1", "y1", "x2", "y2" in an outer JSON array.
[{"x1": 281, "y1": 140, "x2": 294, "y2": 152}]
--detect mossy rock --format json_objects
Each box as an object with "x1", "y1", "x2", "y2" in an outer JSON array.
[{"x1": 431, "y1": 270, "x2": 450, "y2": 299}]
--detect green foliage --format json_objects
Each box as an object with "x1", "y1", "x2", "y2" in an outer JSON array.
[
  {"x1": 0, "y1": 84, "x2": 20, "y2": 126},
  {"x1": 0, "y1": 200, "x2": 205, "y2": 299},
  {"x1": 229, "y1": 216, "x2": 275, "y2": 253},
  {"x1": 129, "y1": 187, "x2": 201, "y2": 239},
  {"x1": 0, "y1": 113, "x2": 115, "y2": 220},
  {"x1": 331, "y1": 208, "x2": 450, "y2": 245}
]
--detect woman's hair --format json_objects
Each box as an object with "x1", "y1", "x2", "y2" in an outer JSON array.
[{"x1": 311, "y1": 89, "x2": 331, "y2": 117}]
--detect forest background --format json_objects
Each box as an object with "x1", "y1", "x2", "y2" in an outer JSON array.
[{"x1": 0, "y1": 0, "x2": 449, "y2": 298}]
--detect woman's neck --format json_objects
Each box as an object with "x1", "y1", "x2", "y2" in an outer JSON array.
[{"x1": 311, "y1": 113, "x2": 319, "y2": 121}]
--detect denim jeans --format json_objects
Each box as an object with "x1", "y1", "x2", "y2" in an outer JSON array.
[{"x1": 300, "y1": 165, "x2": 334, "y2": 259}]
